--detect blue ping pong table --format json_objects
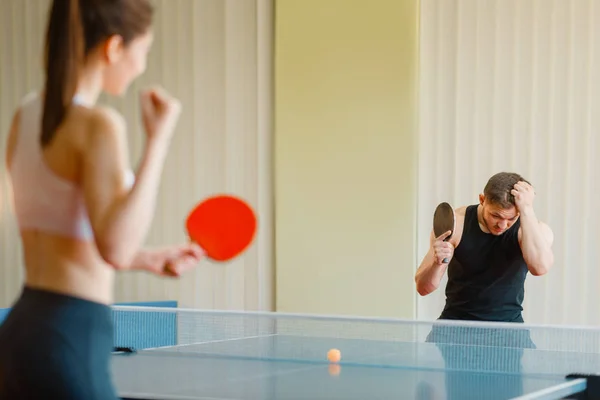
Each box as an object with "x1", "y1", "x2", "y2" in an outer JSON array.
[{"x1": 111, "y1": 306, "x2": 599, "y2": 400}]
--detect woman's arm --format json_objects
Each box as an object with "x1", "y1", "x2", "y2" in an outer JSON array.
[
  {"x1": 129, "y1": 244, "x2": 205, "y2": 277},
  {"x1": 81, "y1": 106, "x2": 172, "y2": 270},
  {"x1": 4, "y1": 109, "x2": 20, "y2": 216}
]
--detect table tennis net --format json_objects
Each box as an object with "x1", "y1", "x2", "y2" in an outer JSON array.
[{"x1": 112, "y1": 306, "x2": 600, "y2": 377}]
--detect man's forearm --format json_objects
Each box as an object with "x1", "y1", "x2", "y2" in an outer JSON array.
[
  {"x1": 519, "y1": 207, "x2": 554, "y2": 275},
  {"x1": 415, "y1": 251, "x2": 447, "y2": 295}
]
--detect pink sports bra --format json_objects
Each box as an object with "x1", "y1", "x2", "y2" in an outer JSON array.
[{"x1": 7, "y1": 93, "x2": 135, "y2": 240}]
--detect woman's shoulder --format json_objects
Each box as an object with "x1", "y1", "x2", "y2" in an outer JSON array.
[
  {"x1": 65, "y1": 103, "x2": 127, "y2": 147},
  {"x1": 25, "y1": 90, "x2": 128, "y2": 141},
  {"x1": 72, "y1": 103, "x2": 126, "y2": 132},
  {"x1": 50, "y1": 103, "x2": 128, "y2": 164}
]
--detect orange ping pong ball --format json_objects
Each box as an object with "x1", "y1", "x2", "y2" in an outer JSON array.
[{"x1": 327, "y1": 348, "x2": 341, "y2": 363}]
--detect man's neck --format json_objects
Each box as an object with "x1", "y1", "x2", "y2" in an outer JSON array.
[{"x1": 476, "y1": 204, "x2": 491, "y2": 234}]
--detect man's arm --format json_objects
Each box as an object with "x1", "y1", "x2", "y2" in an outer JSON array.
[
  {"x1": 512, "y1": 181, "x2": 554, "y2": 276},
  {"x1": 518, "y1": 209, "x2": 554, "y2": 276},
  {"x1": 415, "y1": 230, "x2": 451, "y2": 296}
]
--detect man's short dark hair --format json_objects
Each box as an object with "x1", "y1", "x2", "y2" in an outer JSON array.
[{"x1": 483, "y1": 172, "x2": 531, "y2": 208}]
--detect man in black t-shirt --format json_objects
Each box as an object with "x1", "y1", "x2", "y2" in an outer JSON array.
[{"x1": 415, "y1": 171, "x2": 554, "y2": 323}]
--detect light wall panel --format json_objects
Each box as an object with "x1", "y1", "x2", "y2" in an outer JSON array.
[
  {"x1": 274, "y1": 0, "x2": 420, "y2": 318},
  {"x1": 418, "y1": 0, "x2": 599, "y2": 326}
]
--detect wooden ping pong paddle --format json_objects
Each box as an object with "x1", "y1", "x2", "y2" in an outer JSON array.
[
  {"x1": 185, "y1": 194, "x2": 257, "y2": 262},
  {"x1": 433, "y1": 202, "x2": 455, "y2": 264}
]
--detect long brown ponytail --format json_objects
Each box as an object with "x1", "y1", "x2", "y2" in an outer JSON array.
[
  {"x1": 41, "y1": 0, "x2": 84, "y2": 147},
  {"x1": 40, "y1": 0, "x2": 154, "y2": 147}
]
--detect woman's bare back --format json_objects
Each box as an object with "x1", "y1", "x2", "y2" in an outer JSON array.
[{"x1": 7, "y1": 99, "x2": 127, "y2": 304}]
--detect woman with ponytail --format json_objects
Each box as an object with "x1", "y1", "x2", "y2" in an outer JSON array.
[{"x1": 0, "y1": 0, "x2": 204, "y2": 397}]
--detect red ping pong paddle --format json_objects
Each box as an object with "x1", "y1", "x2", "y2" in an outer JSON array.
[
  {"x1": 185, "y1": 195, "x2": 257, "y2": 262},
  {"x1": 433, "y1": 202, "x2": 455, "y2": 264}
]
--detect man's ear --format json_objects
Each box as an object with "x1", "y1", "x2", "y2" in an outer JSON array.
[
  {"x1": 102, "y1": 34, "x2": 125, "y2": 64},
  {"x1": 478, "y1": 193, "x2": 485, "y2": 205}
]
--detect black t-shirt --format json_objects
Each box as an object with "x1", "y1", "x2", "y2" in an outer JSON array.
[{"x1": 440, "y1": 204, "x2": 529, "y2": 322}]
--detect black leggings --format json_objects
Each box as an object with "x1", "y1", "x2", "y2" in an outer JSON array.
[{"x1": 0, "y1": 286, "x2": 119, "y2": 400}]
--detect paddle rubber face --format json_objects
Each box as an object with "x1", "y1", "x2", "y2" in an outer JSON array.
[
  {"x1": 433, "y1": 202, "x2": 455, "y2": 264},
  {"x1": 185, "y1": 195, "x2": 257, "y2": 262},
  {"x1": 433, "y1": 202, "x2": 455, "y2": 240}
]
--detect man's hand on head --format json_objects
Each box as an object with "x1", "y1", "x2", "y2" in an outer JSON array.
[{"x1": 512, "y1": 181, "x2": 535, "y2": 214}]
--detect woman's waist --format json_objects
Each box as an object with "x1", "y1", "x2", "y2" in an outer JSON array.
[
  {"x1": 21, "y1": 233, "x2": 116, "y2": 304},
  {"x1": 24, "y1": 266, "x2": 115, "y2": 305}
]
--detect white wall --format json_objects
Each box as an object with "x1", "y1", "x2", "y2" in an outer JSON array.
[
  {"x1": 417, "y1": 0, "x2": 600, "y2": 325},
  {"x1": 0, "y1": 0, "x2": 275, "y2": 311}
]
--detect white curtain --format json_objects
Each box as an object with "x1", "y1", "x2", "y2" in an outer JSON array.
[{"x1": 417, "y1": 0, "x2": 600, "y2": 325}]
